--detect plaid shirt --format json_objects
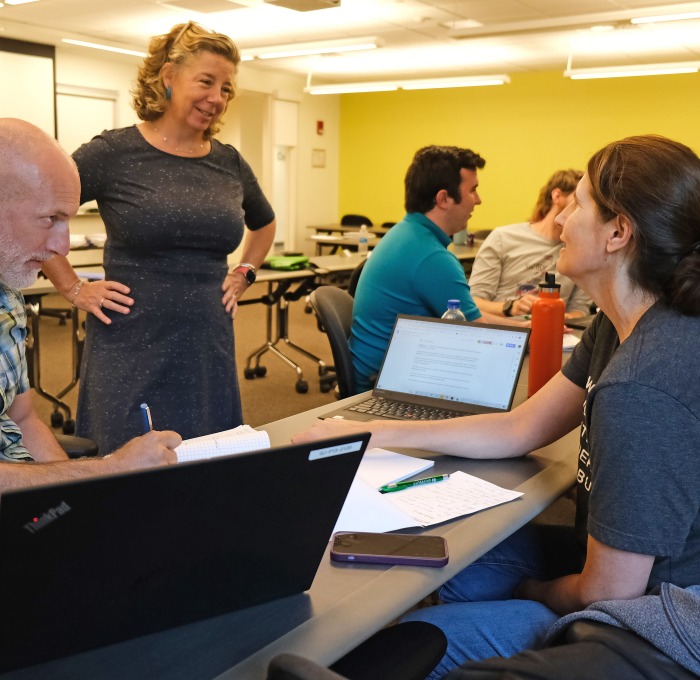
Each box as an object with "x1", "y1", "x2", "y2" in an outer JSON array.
[{"x1": 0, "y1": 283, "x2": 32, "y2": 461}]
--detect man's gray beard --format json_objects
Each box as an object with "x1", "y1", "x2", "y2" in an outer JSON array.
[{"x1": 0, "y1": 236, "x2": 43, "y2": 289}]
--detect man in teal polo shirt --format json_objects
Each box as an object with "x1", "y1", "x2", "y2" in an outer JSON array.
[{"x1": 350, "y1": 145, "x2": 506, "y2": 393}]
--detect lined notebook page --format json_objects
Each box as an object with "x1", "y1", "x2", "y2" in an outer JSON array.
[{"x1": 175, "y1": 425, "x2": 270, "y2": 463}]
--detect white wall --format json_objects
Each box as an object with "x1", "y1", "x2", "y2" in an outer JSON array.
[{"x1": 54, "y1": 48, "x2": 340, "y2": 257}]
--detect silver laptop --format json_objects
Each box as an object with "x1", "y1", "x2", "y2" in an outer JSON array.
[{"x1": 322, "y1": 315, "x2": 530, "y2": 421}]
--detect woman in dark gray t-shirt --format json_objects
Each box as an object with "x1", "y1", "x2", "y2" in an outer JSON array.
[{"x1": 293, "y1": 135, "x2": 700, "y2": 679}]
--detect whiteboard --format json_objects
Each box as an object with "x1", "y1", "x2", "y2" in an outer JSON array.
[
  {"x1": 0, "y1": 49, "x2": 55, "y2": 136},
  {"x1": 57, "y1": 93, "x2": 116, "y2": 155}
]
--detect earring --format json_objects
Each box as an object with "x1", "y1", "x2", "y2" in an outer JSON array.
[{"x1": 165, "y1": 85, "x2": 172, "y2": 101}]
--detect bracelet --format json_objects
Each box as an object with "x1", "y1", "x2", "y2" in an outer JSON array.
[{"x1": 69, "y1": 280, "x2": 86, "y2": 307}]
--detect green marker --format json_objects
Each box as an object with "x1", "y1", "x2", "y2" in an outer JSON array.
[{"x1": 379, "y1": 474, "x2": 450, "y2": 494}]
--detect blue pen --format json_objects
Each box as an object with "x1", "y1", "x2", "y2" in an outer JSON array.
[{"x1": 140, "y1": 403, "x2": 153, "y2": 433}]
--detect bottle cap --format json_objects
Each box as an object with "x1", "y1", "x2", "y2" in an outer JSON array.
[
  {"x1": 539, "y1": 272, "x2": 561, "y2": 291},
  {"x1": 447, "y1": 299, "x2": 460, "y2": 308}
]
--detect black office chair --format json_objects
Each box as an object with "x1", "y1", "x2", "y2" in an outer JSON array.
[
  {"x1": 308, "y1": 286, "x2": 355, "y2": 399},
  {"x1": 340, "y1": 214, "x2": 373, "y2": 227},
  {"x1": 347, "y1": 259, "x2": 367, "y2": 298},
  {"x1": 381, "y1": 221, "x2": 396, "y2": 228},
  {"x1": 267, "y1": 621, "x2": 447, "y2": 680}
]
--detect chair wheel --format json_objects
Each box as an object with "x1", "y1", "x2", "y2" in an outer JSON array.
[
  {"x1": 51, "y1": 411, "x2": 64, "y2": 428},
  {"x1": 295, "y1": 380, "x2": 309, "y2": 394},
  {"x1": 254, "y1": 365, "x2": 267, "y2": 377},
  {"x1": 244, "y1": 368, "x2": 255, "y2": 380},
  {"x1": 320, "y1": 383, "x2": 332, "y2": 393},
  {"x1": 62, "y1": 419, "x2": 76, "y2": 435}
]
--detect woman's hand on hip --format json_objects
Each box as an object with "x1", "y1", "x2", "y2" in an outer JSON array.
[
  {"x1": 73, "y1": 279, "x2": 133, "y2": 325},
  {"x1": 221, "y1": 272, "x2": 248, "y2": 319}
]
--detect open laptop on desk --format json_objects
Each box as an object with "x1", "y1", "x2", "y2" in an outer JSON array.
[
  {"x1": 322, "y1": 315, "x2": 530, "y2": 421},
  {"x1": 0, "y1": 433, "x2": 370, "y2": 672}
]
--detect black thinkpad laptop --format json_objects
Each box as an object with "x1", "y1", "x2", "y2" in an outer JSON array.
[
  {"x1": 0, "y1": 434, "x2": 370, "y2": 672},
  {"x1": 323, "y1": 315, "x2": 530, "y2": 421}
]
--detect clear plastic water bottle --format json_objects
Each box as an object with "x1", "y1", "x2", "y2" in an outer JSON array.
[
  {"x1": 442, "y1": 299, "x2": 466, "y2": 321},
  {"x1": 358, "y1": 224, "x2": 370, "y2": 256}
]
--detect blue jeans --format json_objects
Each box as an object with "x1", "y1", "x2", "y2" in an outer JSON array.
[{"x1": 403, "y1": 524, "x2": 585, "y2": 680}]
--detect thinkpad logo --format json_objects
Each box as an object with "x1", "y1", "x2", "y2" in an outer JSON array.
[{"x1": 23, "y1": 501, "x2": 71, "y2": 534}]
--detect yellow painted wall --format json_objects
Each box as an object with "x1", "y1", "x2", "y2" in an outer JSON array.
[{"x1": 338, "y1": 69, "x2": 700, "y2": 231}]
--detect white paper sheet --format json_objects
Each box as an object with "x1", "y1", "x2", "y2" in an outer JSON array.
[
  {"x1": 175, "y1": 425, "x2": 270, "y2": 463},
  {"x1": 563, "y1": 333, "x2": 581, "y2": 351},
  {"x1": 334, "y1": 451, "x2": 523, "y2": 534},
  {"x1": 385, "y1": 471, "x2": 523, "y2": 526},
  {"x1": 356, "y1": 448, "x2": 434, "y2": 488}
]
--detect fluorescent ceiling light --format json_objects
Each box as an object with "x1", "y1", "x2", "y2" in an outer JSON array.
[
  {"x1": 631, "y1": 11, "x2": 700, "y2": 24},
  {"x1": 401, "y1": 75, "x2": 510, "y2": 90},
  {"x1": 4, "y1": 0, "x2": 40, "y2": 4},
  {"x1": 305, "y1": 74, "x2": 509, "y2": 95},
  {"x1": 244, "y1": 37, "x2": 378, "y2": 61},
  {"x1": 307, "y1": 82, "x2": 399, "y2": 94},
  {"x1": 440, "y1": 19, "x2": 483, "y2": 30},
  {"x1": 62, "y1": 39, "x2": 147, "y2": 58},
  {"x1": 565, "y1": 62, "x2": 700, "y2": 80}
]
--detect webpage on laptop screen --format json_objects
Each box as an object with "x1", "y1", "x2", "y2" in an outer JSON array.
[{"x1": 377, "y1": 319, "x2": 525, "y2": 410}]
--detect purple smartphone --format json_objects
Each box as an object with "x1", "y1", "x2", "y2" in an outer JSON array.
[{"x1": 330, "y1": 532, "x2": 449, "y2": 567}]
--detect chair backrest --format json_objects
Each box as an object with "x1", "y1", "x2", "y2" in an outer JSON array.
[
  {"x1": 309, "y1": 287, "x2": 355, "y2": 399},
  {"x1": 267, "y1": 621, "x2": 447, "y2": 680},
  {"x1": 347, "y1": 259, "x2": 367, "y2": 298},
  {"x1": 340, "y1": 214, "x2": 373, "y2": 227},
  {"x1": 267, "y1": 654, "x2": 346, "y2": 680}
]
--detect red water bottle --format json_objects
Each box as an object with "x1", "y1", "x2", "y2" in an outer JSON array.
[{"x1": 527, "y1": 272, "x2": 565, "y2": 397}]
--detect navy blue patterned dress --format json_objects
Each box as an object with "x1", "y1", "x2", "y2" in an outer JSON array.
[{"x1": 73, "y1": 126, "x2": 275, "y2": 454}]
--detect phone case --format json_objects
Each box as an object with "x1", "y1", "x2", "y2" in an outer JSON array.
[
  {"x1": 330, "y1": 539, "x2": 449, "y2": 568},
  {"x1": 330, "y1": 552, "x2": 448, "y2": 567}
]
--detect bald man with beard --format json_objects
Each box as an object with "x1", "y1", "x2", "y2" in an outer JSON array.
[{"x1": 0, "y1": 118, "x2": 180, "y2": 490}]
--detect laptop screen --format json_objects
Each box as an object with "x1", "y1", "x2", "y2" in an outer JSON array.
[
  {"x1": 375, "y1": 316, "x2": 529, "y2": 412},
  {"x1": 0, "y1": 434, "x2": 370, "y2": 672}
]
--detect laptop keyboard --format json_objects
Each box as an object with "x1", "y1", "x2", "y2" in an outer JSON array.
[{"x1": 348, "y1": 397, "x2": 464, "y2": 420}]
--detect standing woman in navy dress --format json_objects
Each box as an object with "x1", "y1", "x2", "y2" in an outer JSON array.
[{"x1": 43, "y1": 22, "x2": 276, "y2": 453}]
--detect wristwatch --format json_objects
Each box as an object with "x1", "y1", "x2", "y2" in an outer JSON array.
[
  {"x1": 502, "y1": 299, "x2": 516, "y2": 317},
  {"x1": 231, "y1": 263, "x2": 257, "y2": 285}
]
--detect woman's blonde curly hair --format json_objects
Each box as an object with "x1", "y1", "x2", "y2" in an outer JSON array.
[{"x1": 131, "y1": 21, "x2": 240, "y2": 140}]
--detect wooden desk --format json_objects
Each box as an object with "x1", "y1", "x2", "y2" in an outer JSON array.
[{"x1": 7, "y1": 386, "x2": 577, "y2": 680}]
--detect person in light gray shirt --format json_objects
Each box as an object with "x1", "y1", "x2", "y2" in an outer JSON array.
[{"x1": 469, "y1": 170, "x2": 593, "y2": 320}]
